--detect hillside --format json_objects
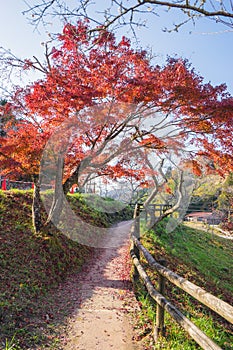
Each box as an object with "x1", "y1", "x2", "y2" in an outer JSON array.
[
  {"x1": 135, "y1": 219, "x2": 233, "y2": 349},
  {"x1": 0, "y1": 190, "x2": 133, "y2": 349}
]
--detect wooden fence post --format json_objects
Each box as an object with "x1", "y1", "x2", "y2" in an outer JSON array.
[
  {"x1": 132, "y1": 204, "x2": 141, "y2": 281},
  {"x1": 134, "y1": 203, "x2": 141, "y2": 238},
  {"x1": 154, "y1": 259, "x2": 167, "y2": 342}
]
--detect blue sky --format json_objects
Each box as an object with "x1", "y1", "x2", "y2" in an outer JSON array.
[{"x1": 0, "y1": 1, "x2": 233, "y2": 94}]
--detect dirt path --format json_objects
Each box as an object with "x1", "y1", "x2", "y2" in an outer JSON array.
[{"x1": 58, "y1": 221, "x2": 143, "y2": 350}]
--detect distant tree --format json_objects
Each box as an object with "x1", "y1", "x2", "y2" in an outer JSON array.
[
  {"x1": 185, "y1": 173, "x2": 221, "y2": 213},
  {"x1": 0, "y1": 99, "x2": 10, "y2": 137},
  {"x1": 218, "y1": 172, "x2": 233, "y2": 218}
]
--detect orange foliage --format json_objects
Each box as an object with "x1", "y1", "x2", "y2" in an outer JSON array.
[{"x1": 1, "y1": 21, "x2": 233, "y2": 186}]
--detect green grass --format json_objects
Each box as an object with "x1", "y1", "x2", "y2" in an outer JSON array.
[
  {"x1": 150, "y1": 220, "x2": 233, "y2": 294},
  {"x1": 133, "y1": 218, "x2": 233, "y2": 349},
  {"x1": 68, "y1": 192, "x2": 133, "y2": 225},
  {"x1": 0, "y1": 190, "x2": 133, "y2": 349}
]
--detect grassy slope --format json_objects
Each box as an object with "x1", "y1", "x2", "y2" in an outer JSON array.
[
  {"x1": 134, "y1": 219, "x2": 233, "y2": 350},
  {"x1": 0, "y1": 190, "x2": 132, "y2": 349}
]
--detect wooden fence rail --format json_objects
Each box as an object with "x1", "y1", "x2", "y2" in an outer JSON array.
[
  {"x1": 130, "y1": 248, "x2": 222, "y2": 350},
  {"x1": 130, "y1": 203, "x2": 233, "y2": 349},
  {"x1": 132, "y1": 235, "x2": 233, "y2": 324}
]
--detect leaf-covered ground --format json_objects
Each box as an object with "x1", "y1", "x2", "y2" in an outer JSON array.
[
  {"x1": 55, "y1": 221, "x2": 143, "y2": 350},
  {"x1": 2, "y1": 190, "x2": 232, "y2": 349},
  {"x1": 0, "y1": 190, "x2": 133, "y2": 349}
]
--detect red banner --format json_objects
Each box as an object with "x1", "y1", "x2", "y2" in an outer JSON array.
[{"x1": 1, "y1": 179, "x2": 7, "y2": 190}]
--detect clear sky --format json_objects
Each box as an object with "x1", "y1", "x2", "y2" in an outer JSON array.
[{"x1": 0, "y1": 1, "x2": 233, "y2": 94}]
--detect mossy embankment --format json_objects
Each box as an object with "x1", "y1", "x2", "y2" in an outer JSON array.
[{"x1": 0, "y1": 190, "x2": 133, "y2": 349}]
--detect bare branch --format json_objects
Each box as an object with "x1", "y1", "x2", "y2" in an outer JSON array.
[{"x1": 22, "y1": 0, "x2": 233, "y2": 33}]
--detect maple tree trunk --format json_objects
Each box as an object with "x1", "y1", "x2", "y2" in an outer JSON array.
[
  {"x1": 42, "y1": 159, "x2": 81, "y2": 235},
  {"x1": 151, "y1": 171, "x2": 184, "y2": 231},
  {"x1": 63, "y1": 163, "x2": 81, "y2": 194},
  {"x1": 32, "y1": 180, "x2": 42, "y2": 233},
  {"x1": 45, "y1": 155, "x2": 65, "y2": 230},
  {"x1": 45, "y1": 189, "x2": 64, "y2": 227}
]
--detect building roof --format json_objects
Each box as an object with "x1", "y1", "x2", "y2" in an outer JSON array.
[{"x1": 186, "y1": 212, "x2": 212, "y2": 218}]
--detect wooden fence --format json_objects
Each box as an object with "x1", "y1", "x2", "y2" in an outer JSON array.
[
  {"x1": 130, "y1": 204, "x2": 233, "y2": 350},
  {"x1": 0, "y1": 178, "x2": 53, "y2": 191}
]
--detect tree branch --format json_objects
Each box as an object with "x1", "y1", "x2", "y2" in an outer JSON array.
[{"x1": 22, "y1": 0, "x2": 233, "y2": 33}]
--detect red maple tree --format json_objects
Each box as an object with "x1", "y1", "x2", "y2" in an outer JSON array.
[{"x1": 1, "y1": 21, "x2": 233, "y2": 233}]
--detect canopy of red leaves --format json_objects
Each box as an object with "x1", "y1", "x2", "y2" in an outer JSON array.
[{"x1": 1, "y1": 20, "x2": 233, "y2": 184}]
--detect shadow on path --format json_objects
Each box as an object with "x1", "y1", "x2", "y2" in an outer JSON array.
[{"x1": 35, "y1": 220, "x2": 142, "y2": 350}]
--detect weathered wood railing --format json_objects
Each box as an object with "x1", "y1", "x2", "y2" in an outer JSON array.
[{"x1": 130, "y1": 204, "x2": 233, "y2": 350}]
